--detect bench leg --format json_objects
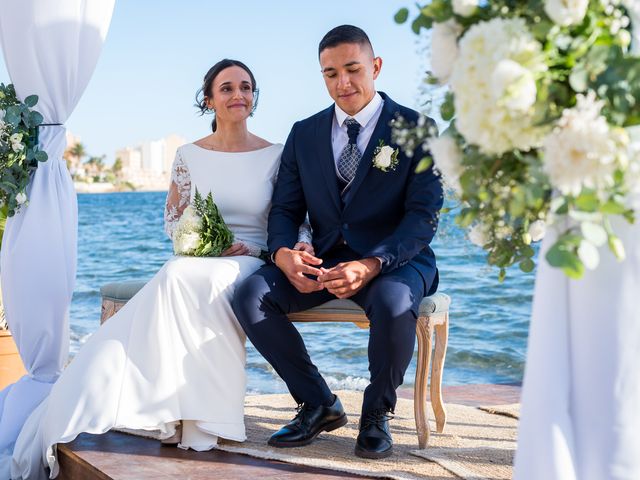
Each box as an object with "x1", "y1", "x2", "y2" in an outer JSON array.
[
  {"x1": 414, "y1": 316, "x2": 433, "y2": 449},
  {"x1": 430, "y1": 313, "x2": 448, "y2": 433}
]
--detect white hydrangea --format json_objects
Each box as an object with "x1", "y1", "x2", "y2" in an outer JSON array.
[
  {"x1": 542, "y1": 92, "x2": 619, "y2": 195},
  {"x1": 174, "y1": 231, "x2": 200, "y2": 255},
  {"x1": 544, "y1": 0, "x2": 589, "y2": 26},
  {"x1": 429, "y1": 134, "x2": 464, "y2": 193},
  {"x1": 173, "y1": 205, "x2": 202, "y2": 254},
  {"x1": 452, "y1": 0, "x2": 478, "y2": 17},
  {"x1": 450, "y1": 18, "x2": 546, "y2": 155},
  {"x1": 430, "y1": 19, "x2": 462, "y2": 83},
  {"x1": 468, "y1": 223, "x2": 489, "y2": 247}
]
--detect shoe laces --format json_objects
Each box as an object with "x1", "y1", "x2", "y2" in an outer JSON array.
[
  {"x1": 361, "y1": 408, "x2": 394, "y2": 430},
  {"x1": 292, "y1": 402, "x2": 315, "y2": 427}
]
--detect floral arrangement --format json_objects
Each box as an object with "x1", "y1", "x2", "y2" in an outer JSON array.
[
  {"x1": 173, "y1": 189, "x2": 234, "y2": 257},
  {"x1": 396, "y1": 0, "x2": 640, "y2": 280},
  {"x1": 0, "y1": 83, "x2": 48, "y2": 217}
]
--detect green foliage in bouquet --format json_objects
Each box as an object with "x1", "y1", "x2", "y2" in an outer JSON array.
[
  {"x1": 0, "y1": 84, "x2": 48, "y2": 217},
  {"x1": 395, "y1": 0, "x2": 640, "y2": 280},
  {"x1": 192, "y1": 189, "x2": 234, "y2": 257}
]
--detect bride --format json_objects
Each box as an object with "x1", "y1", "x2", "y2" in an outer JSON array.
[{"x1": 6, "y1": 59, "x2": 311, "y2": 480}]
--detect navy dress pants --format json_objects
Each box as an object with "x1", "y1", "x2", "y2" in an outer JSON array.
[{"x1": 232, "y1": 246, "x2": 428, "y2": 415}]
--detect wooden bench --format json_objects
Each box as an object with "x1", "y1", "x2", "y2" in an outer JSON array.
[{"x1": 100, "y1": 281, "x2": 450, "y2": 449}]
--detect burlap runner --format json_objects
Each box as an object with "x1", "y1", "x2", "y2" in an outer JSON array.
[{"x1": 211, "y1": 390, "x2": 518, "y2": 480}]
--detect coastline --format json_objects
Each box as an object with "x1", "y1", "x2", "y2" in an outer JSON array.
[{"x1": 74, "y1": 182, "x2": 168, "y2": 194}]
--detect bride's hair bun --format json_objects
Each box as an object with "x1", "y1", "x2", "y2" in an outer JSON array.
[{"x1": 195, "y1": 59, "x2": 260, "y2": 132}]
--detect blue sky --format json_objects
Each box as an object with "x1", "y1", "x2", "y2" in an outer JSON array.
[{"x1": 0, "y1": 1, "x2": 428, "y2": 164}]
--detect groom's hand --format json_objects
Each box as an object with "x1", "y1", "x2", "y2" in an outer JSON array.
[
  {"x1": 318, "y1": 258, "x2": 381, "y2": 299},
  {"x1": 274, "y1": 248, "x2": 324, "y2": 293}
]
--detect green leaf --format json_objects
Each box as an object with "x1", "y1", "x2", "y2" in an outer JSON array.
[
  {"x1": 34, "y1": 150, "x2": 48, "y2": 162},
  {"x1": 411, "y1": 15, "x2": 432, "y2": 34},
  {"x1": 519, "y1": 258, "x2": 535, "y2": 273},
  {"x1": 394, "y1": 8, "x2": 409, "y2": 24},
  {"x1": 546, "y1": 240, "x2": 585, "y2": 278},
  {"x1": 416, "y1": 157, "x2": 432, "y2": 173},
  {"x1": 574, "y1": 190, "x2": 599, "y2": 211},
  {"x1": 29, "y1": 111, "x2": 43, "y2": 126},
  {"x1": 440, "y1": 92, "x2": 455, "y2": 121},
  {"x1": 601, "y1": 200, "x2": 626, "y2": 214},
  {"x1": 24, "y1": 95, "x2": 38, "y2": 108},
  {"x1": 498, "y1": 268, "x2": 506, "y2": 283}
]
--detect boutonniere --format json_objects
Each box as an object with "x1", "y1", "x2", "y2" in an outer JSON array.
[{"x1": 372, "y1": 140, "x2": 399, "y2": 172}]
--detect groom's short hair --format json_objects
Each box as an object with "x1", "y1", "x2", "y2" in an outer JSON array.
[{"x1": 318, "y1": 25, "x2": 374, "y2": 57}]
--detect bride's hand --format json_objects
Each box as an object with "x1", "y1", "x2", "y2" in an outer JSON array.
[
  {"x1": 221, "y1": 243, "x2": 250, "y2": 257},
  {"x1": 293, "y1": 242, "x2": 315, "y2": 256}
]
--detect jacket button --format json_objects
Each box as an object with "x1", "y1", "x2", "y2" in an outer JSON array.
[{"x1": 342, "y1": 223, "x2": 349, "y2": 230}]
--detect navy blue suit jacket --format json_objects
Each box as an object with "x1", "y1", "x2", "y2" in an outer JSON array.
[{"x1": 268, "y1": 92, "x2": 444, "y2": 295}]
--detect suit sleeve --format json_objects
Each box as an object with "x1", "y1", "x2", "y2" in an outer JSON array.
[
  {"x1": 362, "y1": 119, "x2": 444, "y2": 273},
  {"x1": 267, "y1": 122, "x2": 308, "y2": 256}
]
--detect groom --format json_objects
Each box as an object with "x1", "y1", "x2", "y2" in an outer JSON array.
[{"x1": 233, "y1": 25, "x2": 443, "y2": 459}]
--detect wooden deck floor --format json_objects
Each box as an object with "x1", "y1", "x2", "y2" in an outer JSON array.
[{"x1": 58, "y1": 384, "x2": 521, "y2": 480}]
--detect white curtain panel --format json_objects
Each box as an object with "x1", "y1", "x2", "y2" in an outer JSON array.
[{"x1": 0, "y1": 0, "x2": 115, "y2": 457}]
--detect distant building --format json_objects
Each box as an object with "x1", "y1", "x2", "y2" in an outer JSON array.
[{"x1": 114, "y1": 134, "x2": 186, "y2": 190}]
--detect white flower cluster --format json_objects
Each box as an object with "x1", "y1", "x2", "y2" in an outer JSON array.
[
  {"x1": 172, "y1": 205, "x2": 202, "y2": 255},
  {"x1": 429, "y1": 134, "x2": 463, "y2": 193},
  {"x1": 9, "y1": 133, "x2": 24, "y2": 153},
  {"x1": 452, "y1": 0, "x2": 478, "y2": 16},
  {"x1": 542, "y1": 92, "x2": 621, "y2": 196},
  {"x1": 449, "y1": 18, "x2": 546, "y2": 155},
  {"x1": 431, "y1": 20, "x2": 463, "y2": 82}
]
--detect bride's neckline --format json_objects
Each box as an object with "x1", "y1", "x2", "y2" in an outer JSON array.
[{"x1": 189, "y1": 143, "x2": 280, "y2": 154}]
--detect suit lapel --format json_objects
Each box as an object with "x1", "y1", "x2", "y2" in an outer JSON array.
[
  {"x1": 315, "y1": 106, "x2": 342, "y2": 211},
  {"x1": 343, "y1": 94, "x2": 397, "y2": 206}
]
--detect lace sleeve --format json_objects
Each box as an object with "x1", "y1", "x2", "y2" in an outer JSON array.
[
  {"x1": 164, "y1": 149, "x2": 191, "y2": 240},
  {"x1": 297, "y1": 215, "x2": 313, "y2": 244}
]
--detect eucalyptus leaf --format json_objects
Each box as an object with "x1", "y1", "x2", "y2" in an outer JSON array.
[
  {"x1": 23, "y1": 95, "x2": 38, "y2": 108},
  {"x1": 394, "y1": 8, "x2": 409, "y2": 24}
]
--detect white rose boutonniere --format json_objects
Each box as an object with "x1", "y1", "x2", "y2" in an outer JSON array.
[{"x1": 372, "y1": 140, "x2": 399, "y2": 172}]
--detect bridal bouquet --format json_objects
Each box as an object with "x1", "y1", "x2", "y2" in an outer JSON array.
[
  {"x1": 173, "y1": 189, "x2": 234, "y2": 257},
  {"x1": 0, "y1": 84, "x2": 48, "y2": 217},
  {"x1": 396, "y1": 0, "x2": 640, "y2": 280}
]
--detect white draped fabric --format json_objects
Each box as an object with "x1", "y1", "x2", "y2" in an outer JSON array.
[
  {"x1": 0, "y1": 0, "x2": 115, "y2": 467},
  {"x1": 514, "y1": 13, "x2": 640, "y2": 479}
]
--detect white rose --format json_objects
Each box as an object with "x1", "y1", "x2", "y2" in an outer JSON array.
[
  {"x1": 468, "y1": 224, "x2": 489, "y2": 247},
  {"x1": 429, "y1": 134, "x2": 463, "y2": 193},
  {"x1": 9, "y1": 133, "x2": 22, "y2": 143},
  {"x1": 375, "y1": 145, "x2": 394, "y2": 168},
  {"x1": 452, "y1": 0, "x2": 478, "y2": 17},
  {"x1": 528, "y1": 220, "x2": 546, "y2": 242},
  {"x1": 15, "y1": 192, "x2": 27, "y2": 205},
  {"x1": 431, "y1": 19, "x2": 462, "y2": 82},
  {"x1": 11, "y1": 142, "x2": 24, "y2": 152},
  {"x1": 544, "y1": 0, "x2": 588, "y2": 26},
  {"x1": 491, "y1": 59, "x2": 537, "y2": 113},
  {"x1": 176, "y1": 206, "x2": 201, "y2": 232}
]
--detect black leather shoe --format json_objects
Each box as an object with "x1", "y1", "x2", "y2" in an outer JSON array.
[
  {"x1": 268, "y1": 395, "x2": 347, "y2": 447},
  {"x1": 355, "y1": 409, "x2": 393, "y2": 459}
]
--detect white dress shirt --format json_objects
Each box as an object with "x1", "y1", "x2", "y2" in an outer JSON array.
[{"x1": 331, "y1": 92, "x2": 384, "y2": 170}]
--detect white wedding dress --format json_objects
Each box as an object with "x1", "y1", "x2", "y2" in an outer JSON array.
[
  {"x1": 7, "y1": 143, "x2": 284, "y2": 480},
  {"x1": 514, "y1": 13, "x2": 640, "y2": 479}
]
